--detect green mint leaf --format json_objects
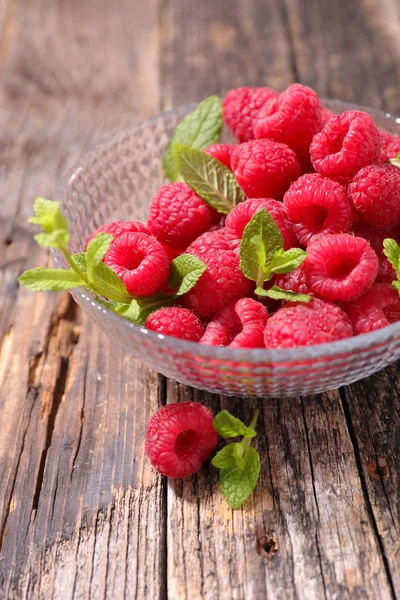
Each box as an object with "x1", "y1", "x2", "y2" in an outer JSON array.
[
  {"x1": 85, "y1": 233, "x2": 113, "y2": 283},
  {"x1": 168, "y1": 254, "x2": 207, "y2": 296},
  {"x1": 220, "y1": 447, "x2": 261, "y2": 509},
  {"x1": 34, "y1": 230, "x2": 69, "y2": 250},
  {"x1": 389, "y1": 153, "x2": 400, "y2": 168},
  {"x1": 71, "y1": 253, "x2": 88, "y2": 275},
  {"x1": 392, "y1": 280, "x2": 400, "y2": 295},
  {"x1": 174, "y1": 144, "x2": 245, "y2": 214},
  {"x1": 265, "y1": 247, "x2": 307, "y2": 279},
  {"x1": 93, "y1": 262, "x2": 130, "y2": 296},
  {"x1": 213, "y1": 410, "x2": 257, "y2": 439},
  {"x1": 211, "y1": 443, "x2": 246, "y2": 470},
  {"x1": 255, "y1": 285, "x2": 312, "y2": 303},
  {"x1": 240, "y1": 209, "x2": 284, "y2": 286},
  {"x1": 18, "y1": 268, "x2": 85, "y2": 291},
  {"x1": 383, "y1": 238, "x2": 400, "y2": 276},
  {"x1": 28, "y1": 197, "x2": 68, "y2": 234},
  {"x1": 163, "y1": 96, "x2": 223, "y2": 181},
  {"x1": 111, "y1": 296, "x2": 173, "y2": 326}
]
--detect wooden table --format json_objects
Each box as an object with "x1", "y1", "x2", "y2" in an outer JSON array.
[{"x1": 1, "y1": 0, "x2": 399, "y2": 598}]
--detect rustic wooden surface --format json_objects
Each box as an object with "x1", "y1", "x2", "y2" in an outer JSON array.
[{"x1": 0, "y1": 0, "x2": 399, "y2": 598}]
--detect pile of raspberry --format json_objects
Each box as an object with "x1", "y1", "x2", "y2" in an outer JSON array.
[{"x1": 86, "y1": 84, "x2": 400, "y2": 349}]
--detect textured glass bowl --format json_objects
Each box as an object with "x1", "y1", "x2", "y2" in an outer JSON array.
[{"x1": 53, "y1": 100, "x2": 400, "y2": 398}]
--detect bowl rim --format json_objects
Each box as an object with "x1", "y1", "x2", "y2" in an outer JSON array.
[{"x1": 54, "y1": 99, "x2": 400, "y2": 365}]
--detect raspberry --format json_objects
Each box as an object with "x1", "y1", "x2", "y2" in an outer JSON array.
[
  {"x1": 104, "y1": 232, "x2": 169, "y2": 296},
  {"x1": 283, "y1": 173, "x2": 352, "y2": 246},
  {"x1": 343, "y1": 283, "x2": 400, "y2": 335},
  {"x1": 185, "y1": 229, "x2": 230, "y2": 257},
  {"x1": 145, "y1": 307, "x2": 204, "y2": 341},
  {"x1": 224, "y1": 198, "x2": 297, "y2": 251},
  {"x1": 145, "y1": 402, "x2": 218, "y2": 478},
  {"x1": 382, "y1": 137, "x2": 400, "y2": 162},
  {"x1": 304, "y1": 233, "x2": 378, "y2": 302},
  {"x1": 182, "y1": 250, "x2": 250, "y2": 319},
  {"x1": 85, "y1": 220, "x2": 150, "y2": 249},
  {"x1": 222, "y1": 86, "x2": 279, "y2": 143},
  {"x1": 273, "y1": 263, "x2": 311, "y2": 296},
  {"x1": 148, "y1": 182, "x2": 214, "y2": 249},
  {"x1": 231, "y1": 139, "x2": 302, "y2": 199},
  {"x1": 204, "y1": 143, "x2": 236, "y2": 169},
  {"x1": 200, "y1": 298, "x2": 269, "y2": 348},
  {"x1": 254, "y1": 84, "x2": 323, "y2": 171},
  {"x1": 264, "y1": 298, "x2": 353, "y2": 348},
  {"x1": 347, "y1": 164, "x2": 400, "y2": 228},
  {"x1": 161, "y1": 243, "x2": 183, "y2": 262},
  {"x1": 310, "y1": 110, "x2": 381, "y2": 184},
  {"x1": 353, "y1": 224, "x2": 397, "y2": 283}
]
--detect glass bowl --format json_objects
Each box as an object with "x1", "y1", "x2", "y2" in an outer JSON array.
[{"x1": 53, "y1": 100, "x2": 400, "y2": 398}]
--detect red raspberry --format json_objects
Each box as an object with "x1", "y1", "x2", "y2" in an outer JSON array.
[
  {"x1": 145, "y1": 402, "x2": 218, "y2": 478},
  {"x1": 200, "y1": 298, "x2": 269, "y2": 348},
  {"x1": 224, "y1": 198, "x2": 297, "y2": 251},
  {"x1": 148, "y1": 182, "x2": 215, "y2": 249},
  {"x1": 321, "y1": 107, "x2": 334, "y2": 125},
  {"x1": 273, "y1": 263, "x2": 311, "y2": 296},
  {"x1": 185, "y1": 229, "x2": 230, "y2": 257},
  {"x1": 353, "y1": 224, "x2": 398, "y2": 284},
  {"x1": 381, "y1": 137, "x2": 400, "y2": 162},
  {"x1": 204, "y1": 143, "x2": 236, "y2": 169},
  {"x1": 378, "y1": 129, "x2": 398, "y2": 162},
  {"x1": 222, "y1": 86, "x2": 279, "y2": 143},
  {"x1": 310, "y1": 110, "x2": 381, "y2": 184},
  {"x1": 283, "y1": 173, "x2": 352, "y2": 246},
  {"x1": 161, "y1": 243, "x2": 183, "y2": 262},
  {"x1": 347, "y1": 164, "x2": 400, "y2": 228},
  {"x1": 254, "y1": 84, "x2": 323, "y2": 171},
  {"x1": 304, "y1": 233, "x2": 378, "y2": 302},
  {"x1": 145, "y1": 307, "x2": 204, "y2": 342},
  {"x1": 264, "y1": 298, "x2": 353, "y2": 348},
  {"x1": 344, "y1": 283, "x2": 400, "y2": 334},
  {"x1": 231, "y1": 139, "x2": 302, "y2": 199},
  {"x1": 85, "y1": 220, "x2": 150, "y2": 249},
  {"x1": 182, "y1": 250, "x2": 250, "y2": 319},
  {"x1": 104, "y1": 232, "x2": 169, "y2": 296}
]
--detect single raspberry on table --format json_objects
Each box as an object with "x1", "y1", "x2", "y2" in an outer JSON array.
[
  {"x1": 85, "y1": 220, "x2": 150, "y2": 249},
  {"x1": 263, "y1": 298, "x2": 353, "y2": 348},
  {"x1": 104, "y1": 232, "x2": 170, "y2": 296},
  {"x1": 204, "y1": 143, "x2": 236, "y2": 170},
  {"x1": 310, "y1": 110, "x2": 381, "y2": 184},
  {"x1": 353, "y1": 224, "x2": 398, "y2": 284},
  {"x1": 254, "y1": 83, "x2": 323, "y2": 171},
  {"x1": 145, "y1": 402, "x2": 218, "y2": 478},
  {"x1": 200, "y1": 298, "x2": 269, "y2": 348},
  {"x1": 224, "y1": 197, "x2": 297, "y2": 251},
  {"x1": 182, "y1": 250, "x2": 250, "y2": 319},
  {"x1": 283, "y1": 173, "x2": 352, "y2": 246},
  {"x1": 347, "y1": 164, "x2": 400, "y2": 228},
  {"x1": 304, "y1": 233, "x2": 378, "y2": 302},
  {"x1": 222, "y1": 86, "x2": 279, "y2": 143},
  {"x1": 148, "y1": 182, "x2": 215, "y2": 249},
  {"x1": 231, "y1": 139, "x2": 302, "y2": 199},
  {"x1": 273, "y1": 263, "x2": 311, "y2": 296},
  {"x1": 343, "y1": 283, "x2": 400, "y2": 334},
  {"x1": 145, "y1": 307, "x2": 205, "y2": 342},
  {"x1": 185, "y1": 229, "x2": 230, "y2": 257}
]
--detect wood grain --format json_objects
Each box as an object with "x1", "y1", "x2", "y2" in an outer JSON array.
[{"x1": 0, "y1": 0, "x2": 400, "y2": 598}]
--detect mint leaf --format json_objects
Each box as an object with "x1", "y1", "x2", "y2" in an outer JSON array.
[
  {"x1": 213, "y1": 410, "x2": 256, "y2": 439},
  {"x1": 34, "y1": 230, "x2": 69, "y2": 250},
  {"x1": 174, "y1": 144, "x2": 245, "y2": 214},
  {"x1": 255, "y1": 285, "x2": 311, "y2": 303},
  {"x1": 392, "y1": 280, "x2": 400, "y2": 294},
  {"x1": 211, "y1": 443, "x2": 246, "y2": 470},
  {"x1": 240, "y1": 209, "x2": 284, "y2": 286},
  {"x1": 93, "y1": 262, "x2": 129, "y2": 295},
  {"x1": 28, "y1": 197, "x2": 68, "y2": 234},
  {"x1": 85, "y1": 233, "x2": 114, "y2": 284},
  {"x1": 111, "y1": 296, "x2": 173, "y2": 325},
  {"x1": 71, "y1": 253, "x2": 88, "y2": 275},
  {"x1": 220, "y1": 447, "x2": 261, "y2": 509},
  {"x1": 19, "y1": 268, "x2": 85, "y2": 291},
  {"x1": 168, "y1": 254, "x2": 207, "y2": 297},
  {"x1": 163, "y1": 96, "x2": 223, "y2": 181},
  {"x1": 383, "y1": 238, "x2": 400, "y2": 275},
  {"x1": 265, "y1": 248, "x2": 307, "y2": 278}
]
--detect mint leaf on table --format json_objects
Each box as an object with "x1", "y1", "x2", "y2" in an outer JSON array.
[
  {"x1": 213, "y1": 410, "x2": 257, "y2": 439},
  {"x1": 255, "y1": 285, "x2": 311, "y2": 303},
  {"x1": 212, "y1": 409, "x2": 261, "y2": 510},
  {"x1": 384, "y1": 238, "x2": 400, "y2": 295},
  {"x1": 18, "y1": 268, "x2": 85, "y2": 291},
  {"x1": 168, "y1": 254, "x2": 207, "y2": 297},
  {"x1": 173, "y1": 144, "x2": 245, "y2": 214},
  {"x1": 85, "y1": 233, "x2": 114, "y2": 283},
  {"x1": 163, "y1": 96, "x2": 223, "y2": 182}
]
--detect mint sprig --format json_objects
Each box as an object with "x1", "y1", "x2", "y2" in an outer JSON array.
[
  {"x1": 384, "y1": 238, "x2": 400, "y2": 294},
  {"x1": 239, "y1": 209, "x2": 311, "y2": 303},
  {"x1": 173, "y1": 144, "x2": 245, "y2": 214},
  {"x1": 163, "y1": 96, "x2": 223, "y2": 182},
  {"x1": 212, "y1": 409, "x2": 261, "y2": 509}
]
